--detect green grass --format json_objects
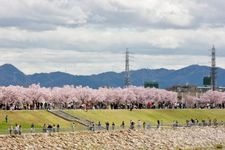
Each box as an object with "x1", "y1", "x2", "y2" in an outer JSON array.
[
  {"x1": 0, "y1": 110, "x2": 84, "y2": 134},
  {"x1": 1, "y1": 109, "x2": 225, "y2": 134},
  {"x1": 65, "y1": 109, "x2": 225, "y2": 126}
]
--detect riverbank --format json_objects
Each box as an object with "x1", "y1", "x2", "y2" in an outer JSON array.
[{"x1": 0, "y1": 126, "x2": 225, "y2": 149}]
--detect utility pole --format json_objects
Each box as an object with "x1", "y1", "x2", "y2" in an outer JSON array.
[
  {"x1": 124, "y1": 48, "x2": 131, "y2": 87},
  {"x1": 211, "y1": 45, "x2": 216, "y2": 91}
]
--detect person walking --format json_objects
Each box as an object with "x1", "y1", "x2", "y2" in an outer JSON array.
[
  {"x1": 14, "y1": 124, "x2": 19, "y2": 135},
  {"x1": 98, "y1": 121, "x2": 101, "y2": 130},
  {"x1": 47, "y1": 124, "x2": 53, "y2": 134},
  {"x1": 130, "y1": 120, "x2": 135, "y2": 130},
  {"x1": 43, "y1": 124, "x2": 47, "y2": 133},
  {"x1": 120, "y1": 121, "x2": 125, "y2": 129},
  {"x1": 112, "y1": 122, "x2": 115, "y2": 130},
  {"x1": 143, "y1": 122, "x2": 146, "y2": 129},
  {"x1": 30, "y1": 123, "x2": 35, "y2": 133},
  {"x1": 105, "y1": 122, "x2": 109, "y2": 131},
  {"x1": 72, "y1": 123, "x2": 75, "y2": 132},
  {"x1": 92, "y1": 122, "x2": 95, "y2": 131},
  {"x1": 52, "y1": 124, "x2": 56, "y2": 132},
  {"x1": 157, "y1": 120, "x2": 160, "y2": 128},
  {"x1": 137, "y1": 120, "x2": 141, "y2": 129},
  {"x1": 9, "y1": 125, "x2": 13, "y2": 135},
  {"x1": 5, "y1": 115, "x2": 8, "y2": 123},
  {"x1": 18, "y1": 125, "x2": 22, "y2": 135},
  {"x1": 56, "y1": 124, "x2": 60, "y2": 132}
]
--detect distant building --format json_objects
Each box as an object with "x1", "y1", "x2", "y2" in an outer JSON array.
[
  {"x1": 168, "y1": 85, "x2": 198, "y2": 103},
  {"x1": 168, "y1": 84, "x2": 225, "y2": 105},
  {"x1": 144, "y1": 81, "x2": 159, "y2": 88},
  {"x1": 203, "y1": 76, "x2": 211, "y2": 86}
]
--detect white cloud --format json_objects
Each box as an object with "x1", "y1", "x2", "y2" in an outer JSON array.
[
  {"x1": 0, "y1": 49, "x2": 225, "y2": 75},
  {"x1": 0, "y1": 0, "x2": 88, "y2": 30},
  {"x1": 0, "y1": 26, "x2": 224, "y2": 55},
  {"x1": 0, "y1": 0, "x2": 224, "y2": 74}
]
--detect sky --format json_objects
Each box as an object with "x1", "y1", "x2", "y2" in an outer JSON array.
[{"x1": 0, "y1": 0, "x2": 225, "y2": 75}]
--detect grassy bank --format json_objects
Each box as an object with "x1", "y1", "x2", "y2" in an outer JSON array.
[
  {"x1": 1, "y1": 109, "x2": 225, "y2": 134},
  {"x1": 0, "y1": 110, "x2": 83, "y2": 134},
  {"x1": 65, "y1": 109, "x2": 225, "y2": 126}
]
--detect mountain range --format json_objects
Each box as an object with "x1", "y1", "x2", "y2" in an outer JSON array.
[{"x1": 0, "y1": 64, "x2": 224, "y2": 88}]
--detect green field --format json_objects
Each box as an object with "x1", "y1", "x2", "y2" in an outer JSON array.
[
  {"x1": 0, "y1": 110, "x2": 84, "y2": 134},
  {"x1": 1, "y1": 109, "x2": 225, "y2": 134},
  {"x1": 65, "y1": 109, "x2": 225, "y2": 126}
]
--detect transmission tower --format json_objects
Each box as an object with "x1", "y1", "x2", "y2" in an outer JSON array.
[
  {"x1": 124, "y1": 48, "x2": 131, "y2": 87},
  {"x1": 211, "y1": 45, "x2": 216, "y2": 91}
]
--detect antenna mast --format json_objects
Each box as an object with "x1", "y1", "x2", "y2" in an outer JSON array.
[
  {"x1": 211, "y1": 45, "x2": 216, "y2": 91},
  {"x1": 124, "y1": 48, "x2": 131, "y2": 87}
]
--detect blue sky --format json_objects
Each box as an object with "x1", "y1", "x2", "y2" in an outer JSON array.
[{"x1": 0, "y1": 0, "x2": 225, "y2": 75}]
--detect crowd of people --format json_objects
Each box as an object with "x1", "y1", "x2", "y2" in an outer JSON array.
[
  {"x1": 9, "y1": 124, "x2": 22, "y2": 136},
  {"x1": 5, "y1": 118, "x2": 224, "y2": 136},
  {"x1": 42, "y1": 124, "x2": 60, "y2": 133},
  {"x1": 90, "y1": 120, "x2": 157, "y2": 131},
  {"x1": 185, "y1": 118, "x2": 220, "y2": 127},
  {"x1": 7, "y1": 122, "x2": 60, "y2": 136},
  {"x1": 89, "y1": 118, "x2": 223, "y2": 131},
  {"x1": 3, "y1": 114, "x2": 224, "y2": 136}
]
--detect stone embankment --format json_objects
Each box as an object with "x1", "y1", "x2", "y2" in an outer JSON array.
[{"x1": 0, "y1": 127, "x2": 225, "y2": 150}]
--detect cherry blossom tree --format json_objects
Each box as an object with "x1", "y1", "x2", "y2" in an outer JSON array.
[
  {"x1": 0, "y1": 84, "x2": 181, "y2": 110},
  {"x1": 199, "y1": 90, "x2": 224, "y2": 104}
]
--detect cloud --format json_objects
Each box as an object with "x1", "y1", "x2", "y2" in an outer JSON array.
[
  {"x1": 0, "y1": 0, "x2": 224, "y2": 74},
  {"x1": 0, "y1": 0, "x2": 88, "y2": 30},
  {"x1": 1, "y1": 48, "x2": 225, "y2": 75},
  {"x1": 0, "y1": 0, "x2": 224, "y2": 30},
  {"x1": 0, "y1": 0, "x2": 211, "y2": 30},
  {"x1": 0, "y1": 26, "x2": 224, "y2": 56}
]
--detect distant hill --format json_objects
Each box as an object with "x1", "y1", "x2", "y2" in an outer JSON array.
[
  {"x1": 0, "y1": 64, "x2": 30, "y2": 86},
  {"x1": 0, "y1": 64, "x2": 224, "y2": 88}
]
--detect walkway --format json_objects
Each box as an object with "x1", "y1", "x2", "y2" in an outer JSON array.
[{"x1": 48, "y1": 109, "x2": 104, "y2": 129}]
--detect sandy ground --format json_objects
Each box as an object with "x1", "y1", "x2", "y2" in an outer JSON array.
[{"x1": 0, "y1": 127, "x2": 225, "y2": 150}]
